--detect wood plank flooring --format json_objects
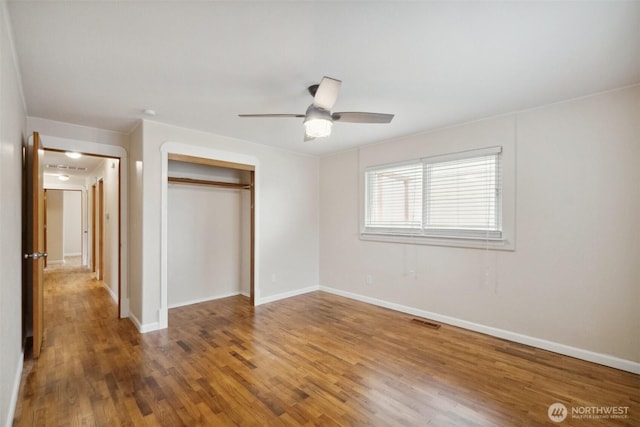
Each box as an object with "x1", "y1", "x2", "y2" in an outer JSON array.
[{"x1": 13, "y1": 262, "x2": 639, "y2": 426}]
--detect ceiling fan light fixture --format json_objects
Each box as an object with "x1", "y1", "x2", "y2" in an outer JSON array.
[
  {"x1": 303, "y1": 105, "x2": 333, "y2": 138},
  {"x1": 65, "y1": 151, "x2": 82, "y2": 159},
  {"x1": 304, "y1": 117, "x2": 333, "y2": 138}
]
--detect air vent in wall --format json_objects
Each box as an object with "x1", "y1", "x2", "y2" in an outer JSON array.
[{"x1": 45, "y1": 164, "x2": 87, "y2": 172}]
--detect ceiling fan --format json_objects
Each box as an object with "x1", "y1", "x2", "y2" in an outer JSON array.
[{"x1": 239, "y1": 76, "x2": 394, "y2": 140}]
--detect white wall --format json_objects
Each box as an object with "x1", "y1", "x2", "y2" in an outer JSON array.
[
  {"x1": 168, "y1": 185, "x2": 243, "y2": 306},
  {"x1": 103, "y1": 159, "x2": 120, "y2": 300},
  {"x1": 128, "y1": 123, "x2": 143, "y2": 323},
  {"x1": 0, "y1": 2, "x2": 26, "y2": 425},
  {"x1": 88, "y1": 158, "x2": 120, "y2": 301},
  {"x1": 45, "y1": 190, "x2": 64, "y2": 263},
  {"x1": 320, "y1": 85, "x2": 640, "y2": 367},
  {"x1": 63, "y1": 191, "x2": 82, "y2": 256},
  {"x1": 41, "y1": 188, "x2": 82, "y2": 264},
  {"x1": 129, "y1": 120, "x2": 319, "y2": 329}
]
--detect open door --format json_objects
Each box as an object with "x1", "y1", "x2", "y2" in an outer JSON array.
[{"x1": 24, "y1": 131, "x2": 46, "y2": 358}]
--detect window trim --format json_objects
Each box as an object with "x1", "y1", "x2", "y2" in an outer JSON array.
[{"x1": 361, "y1": 145, "x2": 514, "y2": 251}]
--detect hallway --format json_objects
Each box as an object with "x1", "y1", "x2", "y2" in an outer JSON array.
[{"x1": 13, "y1": 258, "x2": 132, "y2": 425}]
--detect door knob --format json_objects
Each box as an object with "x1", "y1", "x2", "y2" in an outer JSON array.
[{"x1": 24, "y1": 252, "x2": 48, "y2": 259}]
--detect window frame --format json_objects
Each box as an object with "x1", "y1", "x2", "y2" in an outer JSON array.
[{"x1": 361, "y1": 145, "x2": 514, "y2": 251}]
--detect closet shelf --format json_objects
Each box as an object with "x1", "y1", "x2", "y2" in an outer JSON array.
[{"x1": 168, "y1": 176, "x2": 251, "y2": 190}]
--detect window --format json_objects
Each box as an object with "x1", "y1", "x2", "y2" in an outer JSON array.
[
  {"x1": 364, "y1": 146, "x2": 502, "y2": 241},
  {"x1": 365, "y1": 161, "x2": 423, "y2": 232}
]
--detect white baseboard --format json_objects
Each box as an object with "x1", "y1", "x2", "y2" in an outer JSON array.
[
  {"x1": 64, "y1": 252, "x2": 81, "y2": 257},
  {"x1": 256, "y1": 285, "x2": 319, "y2": 306},
  {"x1": 139, "y1": 322, "x2": 163, "y2": 333},
  {"x1": 128, "y1": 312, "x2": 142, "y2": 331},
  {"x1": 319, "y1": 286, "x2": 640, "y2": 375},
  {"x1": 6, "y1": 351, "x2": 24, "y2": 427},
  {"x1": 128, "y1": 312, "x2": 162, "y2": 334},
  {"x1": 168, "y1": 291, "x2": 243, "y2": 309},
  {"x1": 102, "y1": 281, "x2": 118, "y2": 304},
  {"x1": 120, "y1": 297, "x2": 130, "y2": 319}
]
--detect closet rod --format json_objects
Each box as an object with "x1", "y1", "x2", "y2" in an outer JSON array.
[{"x1": 168, "y1": 176, "x2": 251, "y2": 190}]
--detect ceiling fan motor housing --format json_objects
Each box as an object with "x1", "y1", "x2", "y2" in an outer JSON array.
[
  {"x1": 303, "y1": 105, "x2": 332, "y2": 124},
  {"x1": 307, "y1": 84, "x2": 320, "y2": 97},
  {"x1": 303, "y1": 105, "x2": 333, "y2": 138}
]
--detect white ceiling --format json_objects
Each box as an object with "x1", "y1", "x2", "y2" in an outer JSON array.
[
  {"x1": 42, "y1": 150, "x2": 105, "y2": 180},
  {"x1": 7, "y1": 1, "x2": 640, "y2": 156}
]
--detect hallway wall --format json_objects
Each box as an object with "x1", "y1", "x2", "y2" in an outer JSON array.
[
  {"x1": 43, "y1": 189, "x2": 85, "y2": 265},
  {"x1": 45, "y1": 190, "x2": 64, "y2": 263},
  {"x1": 63, "y1": 191, "x2": 82, "y2": 256},
  {"x1": 87, "y1": 158, "x2": 120, "y2": 302}
]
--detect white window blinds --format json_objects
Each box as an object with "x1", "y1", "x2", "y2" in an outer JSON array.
[
  {"x1": 365, "y1": 162, "x2": 423, "y2": 232},
  {"x1": 364, "y1": 147, "x2": 502, "y2": 240},
  {"x1": 424, "y1": 147, "x2": 502, "y2": 239}
]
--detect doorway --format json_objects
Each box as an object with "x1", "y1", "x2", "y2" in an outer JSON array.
[
  {"x1": 31, "y1": 134, "x2": 129, "y2": 319},
  {"x1": 43, "y1": 189, "x2": 83, "y2": 267},
  {"x1": 42, "y1": 150, "x2": 118, "y2": 282}
]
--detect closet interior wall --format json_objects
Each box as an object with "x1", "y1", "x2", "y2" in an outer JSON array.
[{"x1": 167, "y1": 160, "x2": 252, "y2": 308}]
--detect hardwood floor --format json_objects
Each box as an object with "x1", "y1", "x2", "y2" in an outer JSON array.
[{"x1": 13, "y1": 263, "x2": 639, "y2": 426}]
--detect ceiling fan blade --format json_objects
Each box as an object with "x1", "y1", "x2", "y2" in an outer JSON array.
[
  {"x1": 313, "y1": 76, "x2": 342, "y2": 110},
  {"x1": 332, "y1": 112, "x2": 394, "y2": 123},
  {"x1": 238, "y1": 114, "x2": 305, "y2": 118}
]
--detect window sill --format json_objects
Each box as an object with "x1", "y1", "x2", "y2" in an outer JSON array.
[{"x1": 360, "y1": 232, "x2": 515, "y2": 251}]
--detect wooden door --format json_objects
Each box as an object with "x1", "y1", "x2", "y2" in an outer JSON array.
[
  {"x1": 250, "y1": 170, "x2": 255, "y2": 305},
  {"x1": 91, "y1": 184, "x2": 96, "y2": 273},
  {"x1": 98, "y1": 179, "x2": 104, "y2": 281},
  {"x1": 43, "y1": 190, "x2": 48, "y2": 269},
  {"x1": 25, "y1": 132, "x2": 45, "y2": 358}
]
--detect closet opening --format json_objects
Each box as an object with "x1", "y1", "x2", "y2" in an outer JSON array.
[{"x1": 166, "y1": 153, "x2": 255, "y2": 310}]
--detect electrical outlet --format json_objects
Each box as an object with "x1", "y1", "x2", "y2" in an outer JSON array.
[{"x1": 365, "y1": 274, "x2": 373, "y2": 285}]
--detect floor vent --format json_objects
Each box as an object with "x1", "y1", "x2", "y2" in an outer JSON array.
[{"x1": 411, "y1": 318, "x2": 441, "y2": 329}]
